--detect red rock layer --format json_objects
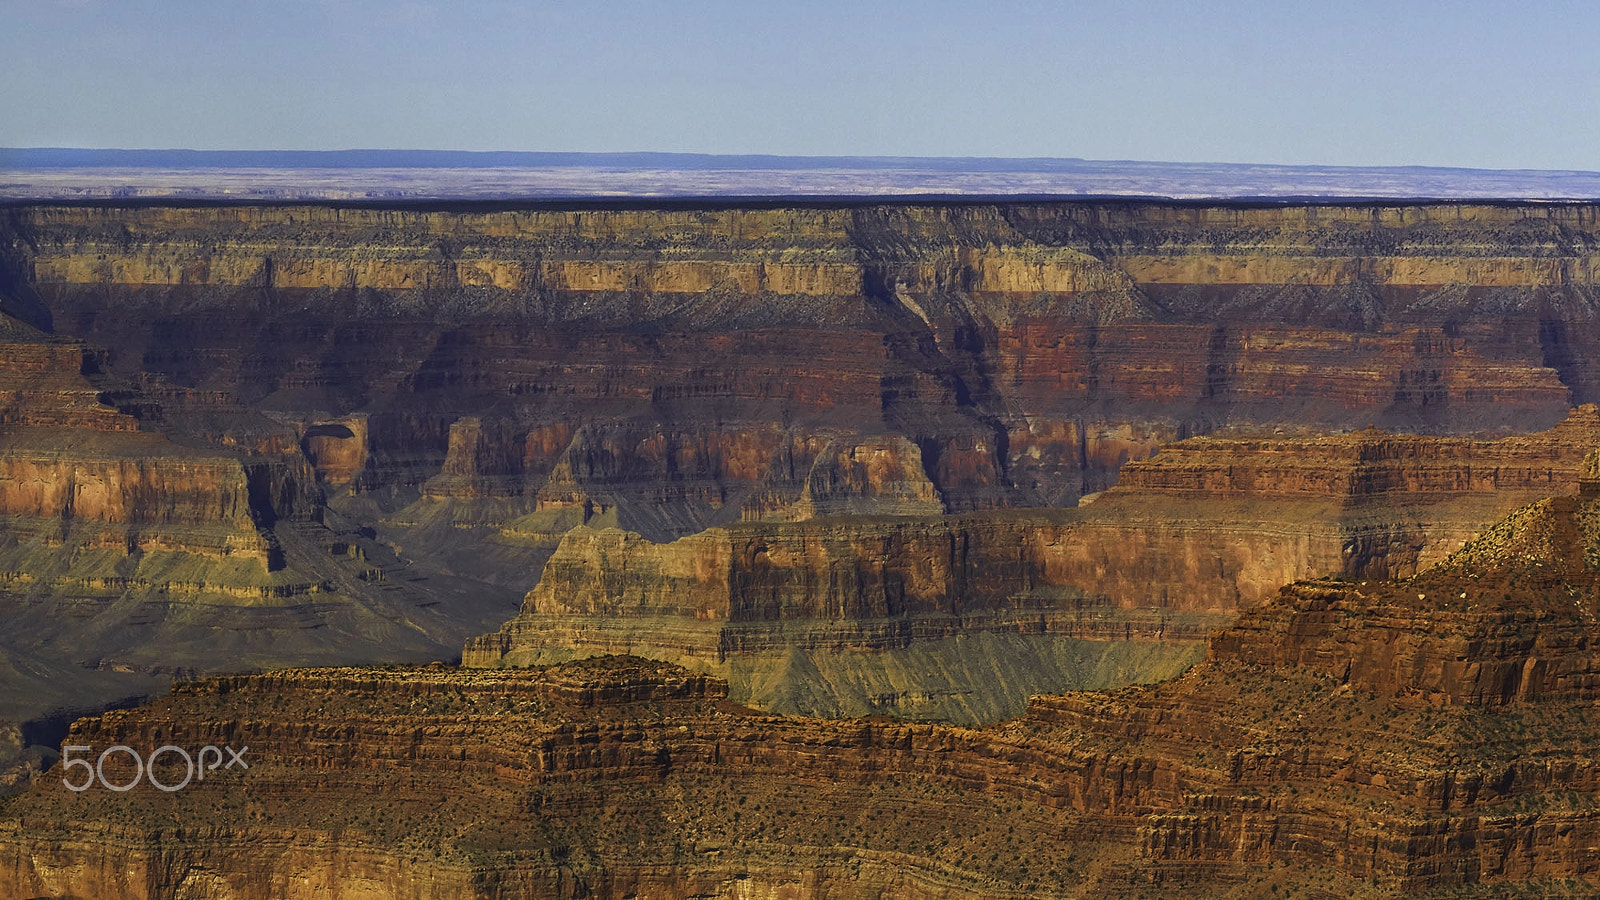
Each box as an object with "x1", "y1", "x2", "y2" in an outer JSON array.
[
  {"x1": 1115, "y1": 405, "x2": 1600, "y2": 505},
  {"x1": 0, "y1": 324, "x2": 286, "y2": 559}
]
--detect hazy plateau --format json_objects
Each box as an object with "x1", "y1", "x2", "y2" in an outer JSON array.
[{"x1": 5, "y1": 150, "x2": 1600, "y2": 201}]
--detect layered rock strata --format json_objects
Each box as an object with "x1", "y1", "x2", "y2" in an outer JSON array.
[
  {"x1": 6, "y1": 200, "x2": 1598, "y2": 707},
  {"x1": 8, "y1": 198, "x2": 1600, "y2": 737},
  {"x1": 1097, "y1": 403, "x2": 1600, "y2": 579},
  {"x1": 0, "y1": 315, "x2": 526, "y2": 792},
  {"x1": 469, "y1": 509, "x2": 1224, "y2": 720},
  {"x1": 468, "y1": 409, "x2": 1600, "y2": 721},
  {"x1": 13, "y1": 486, "x2": 1600, "y2": 900},
  {"x1": 8, "y1": 200, "x2": 1599, "y2": 534}
]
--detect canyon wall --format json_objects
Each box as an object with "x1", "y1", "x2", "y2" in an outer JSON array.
[
  {"x1": 8, "y1": 198, "x2": 1597, "y2": 607},
  {"x1": 7, "y1": 199, "x2": 1600, "y2": 896},
  {"x1": 12, "y1": 484, "x2": 1600, "y2": 898},
  {"x1": 8, "y1": 198, "x2": 1600, "y2": 726},
  {"x1": 8, "y1": 199, "x2": 1599, "y2": 527}
]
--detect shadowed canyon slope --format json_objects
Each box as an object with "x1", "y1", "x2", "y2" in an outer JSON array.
[
  {"x1": 0, "y1": 311, "x2": 522, "y2": 792},
  {"x1": 11, "y1": 200, "x2": 1600, "y2": 501},
  {"x1": 11, "y1": 482, "x2": 1600, "y2": 897}
]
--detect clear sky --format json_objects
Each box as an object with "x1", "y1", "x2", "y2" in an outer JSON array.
[{"x1": 4, "y1": 0, "x2": 1596, "y2": 169}]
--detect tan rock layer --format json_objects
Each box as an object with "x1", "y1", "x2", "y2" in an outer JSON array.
[{"x1": 19, "y1": 202, "x2": 1600, "y2": 299}]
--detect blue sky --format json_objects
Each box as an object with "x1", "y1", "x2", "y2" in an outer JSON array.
[{"x1": 4, "y1": 0, "x2": 1596, "y2": 169}]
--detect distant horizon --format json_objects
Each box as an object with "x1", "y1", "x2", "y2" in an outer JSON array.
[
  {"x1": 4, "y1": 148, "x2": 1599, "y2": 177},
  {"x1": 7, "y1": 150, "x2": 1600, "y2": 204}
]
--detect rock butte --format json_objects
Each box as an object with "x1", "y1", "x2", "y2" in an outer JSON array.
[{"x1": 470, "y1": 406, "x2": 1600, "y2": 698}]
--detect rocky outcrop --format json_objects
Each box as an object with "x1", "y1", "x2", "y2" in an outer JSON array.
[
  {"x1": 1090, "y1": 404, "x2": 1600, "y2": 578},
  {"x1": 466, "y1": 406, "x2": 1600, "y2": 721},
  {"x1": 477, "y1": 513, "x2": 1227, "y2": 645},
  {"x1": 0, "y1": 321, "x2": 286, "y2": 559},
  {"x1": 761, "y1": 433, "x2": 944, "y2": 520},
  {"x1": 5, "y1": 657, "x2": 1223, "y2": 900},
  {"x1": 467, "y1": 510, "x2": 1223, "y2": 720},
  {"x1": 0, "y1": 342, "x2": 140, "y2": 433},
  {"x1": 17, "y1": 485, "x2": 1600, "y2": 900},
  {"x1": 299, "y1": 414, "x2": 369, "y2": 488},
  {"x1": 1212, "y1": 493, "x2": 1600, "y2": 706},
  {"x1": 522, "y1": 425, "x2": 945, "y2": 534},
  {"x1": 475, "y1": 409, "x2": 1600, "y2": 632}
]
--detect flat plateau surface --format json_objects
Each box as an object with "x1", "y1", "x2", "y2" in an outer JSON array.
[{"x1": 5, "y1": 151, "x2": 1600, "y2": 200}]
